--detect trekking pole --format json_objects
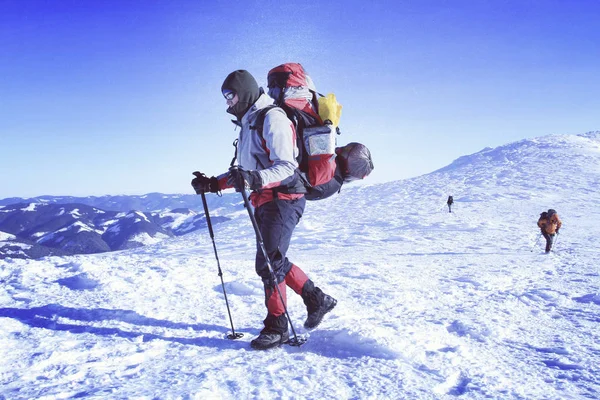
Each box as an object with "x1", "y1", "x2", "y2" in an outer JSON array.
[
  {"x1": 200, "y1": 191, "x2": 243, "y2": 340},
  {"x1": 530, "y1": 234, "x2": 542, "y2": 252},
  {"x1": 553, "y1": 233, "x2": 559, "y2": 251},
  {"x1": 235, "y1": 169, "x2": 306, "y2": 347}
]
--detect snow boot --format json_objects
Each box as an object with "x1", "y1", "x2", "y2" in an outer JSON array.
[
  {"x1": 251, "y1": 313, "x2": 289, "y2": 350},
  {"x1": 301, "y1": 281, "x2": 337, "y2": 330},
  {"x1": 250, "y1": 329, "x2": 290, "y2": 350}
]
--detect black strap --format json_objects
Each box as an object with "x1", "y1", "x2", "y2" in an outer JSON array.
[
  {"x1": 229, "y1": 138, "x2": 238, "y2": 168},
  {"x1": 250, "y1": 105, "x2": 279, "y2": 137},
  {"x1": 230, "y1": 106, "x2": 278, "y2": 169}
]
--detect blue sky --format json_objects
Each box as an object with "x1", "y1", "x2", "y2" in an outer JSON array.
[{"x1": 1, "y1": 0, "x2": 599, "y2": 198}]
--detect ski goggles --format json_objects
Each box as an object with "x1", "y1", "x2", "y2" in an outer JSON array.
[{"x1": 222, "y1": 89, "x2": 236, "y2": 101}]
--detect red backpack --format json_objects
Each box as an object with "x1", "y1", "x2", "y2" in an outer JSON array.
[{"x1": 258, "y1": 63, "x2": 373, "y2": 200}]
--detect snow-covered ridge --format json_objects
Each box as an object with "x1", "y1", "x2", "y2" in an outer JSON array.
[
  {"x1": 577, "y1": 130, "x2": 600, "y2": 140},
  {"x1": 438, "y1": 132, "x2": 600, "y2": 174}
]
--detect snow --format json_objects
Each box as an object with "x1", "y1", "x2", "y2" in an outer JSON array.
[
  {"x1": 0, "y1": 132, "x2": 599, "y2": 399},
  {"x1": 0, "y1": 231, "x2": 16, "y2": 241},
  {"x1": 126, "y1": 211, "x2": 150, "y2": 224},
  {"x1": 1, "y1": 242, "x2": 31, "y2": 250},
  {"x1": 99, "y1": 219, "x2": 119, "y2": 229},
  {"x1": 159, "y1": 210, "x2": 195, "y2": 230},
  {"x1": 38, "y1": 232, "x2": 65, "y2": 244},
  {"x1": 0, "y1": 233, "x2": 31, "y2": 258},
  {"x1": 37, "y1": 222, "x2": 97, "y2": 244},
  {"x1": 20, "y1": 203, "x2": 39, "y2": 212},
  {"x1": 105, "y1": 224, "x2": 121, "y2": 235},
  {"x1": 129, "y1": 232, "x2": 170, "y2": 246},
  {"x1": 58, "y1": 221, "x2": 95, "y2": 234},
  {"x1": 171, "y1": 221, "x2": 196, "y2": 234}
]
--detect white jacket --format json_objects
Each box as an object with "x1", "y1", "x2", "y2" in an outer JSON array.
[{"x1": 227, "y1": 93, "x2": 299, "y2": 188}]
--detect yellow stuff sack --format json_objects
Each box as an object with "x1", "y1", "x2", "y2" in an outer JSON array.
[{"x1": 318, "y1": 93, "x2": 342, "y2": 126}]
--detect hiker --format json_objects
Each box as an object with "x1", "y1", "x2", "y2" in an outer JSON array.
[
  {"x1": 447, "y1": 196, "x2": 454, "y2": 213},
  {"x1": 537, "y1": 209, "x2": 562, "y2": 253},
  {"x1": 191, "y1": 69, "x2": 336, "y2": 350}
]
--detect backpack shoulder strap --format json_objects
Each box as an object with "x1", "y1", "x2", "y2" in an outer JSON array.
[
  {"x1": 229, "y1": 138, "x2": 238, "y2": 168},
  {"x1": 250, "y1": 105, "x2": 280, "y2": 139}
]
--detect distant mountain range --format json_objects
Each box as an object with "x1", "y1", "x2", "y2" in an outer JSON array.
[
  {"x1": 0, "y1": 192, "x2": 210, "y2": 213},
  {"x1": 0, "y1": 198, "x2": 232, "y2": 260}
]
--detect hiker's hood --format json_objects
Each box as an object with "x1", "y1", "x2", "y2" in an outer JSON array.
[{"x1": 222, "y1": 70, "x2": 261, "y2": 120}]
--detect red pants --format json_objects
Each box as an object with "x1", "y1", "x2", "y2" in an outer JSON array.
[{"x1": 265, "y1": 264, "x2": 309, "y2": 316}]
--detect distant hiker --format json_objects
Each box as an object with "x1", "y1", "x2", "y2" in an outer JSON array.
[
  {"x1": 447, "y1": 196, "x2": 454, "y2": 213},
  {"x1": 191, "y1": 69, "x2": 336, "y2": 350},
  {"x1": 537, "y1": 209, "x2": 562, "y2": 253}
]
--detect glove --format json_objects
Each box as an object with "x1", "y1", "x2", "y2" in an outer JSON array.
[
  {"x1": 191, "y1": 172, "x2": 219, "y2": 194},
  {"x1": 227, "y1": 167, "x2": 262, "y2": 192}
]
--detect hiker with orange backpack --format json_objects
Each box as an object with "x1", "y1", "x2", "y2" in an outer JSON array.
[
  {"x1": 537, "y1": 209, "x2": 562, "y2": 253},
  {"x1": 191, "y1": 69, "x2": 336, "y2": 350}
]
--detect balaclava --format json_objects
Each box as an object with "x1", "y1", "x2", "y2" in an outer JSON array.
[{"x1": 221, "y1": 70, "x2": 260, "y2": 120}]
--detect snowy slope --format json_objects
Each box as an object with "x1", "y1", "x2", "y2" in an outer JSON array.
[{"x1": 0, "y1": 132, "x2": 599, "y2": 399}]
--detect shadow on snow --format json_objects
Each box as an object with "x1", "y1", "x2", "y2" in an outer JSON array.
[{"x1": 0, "y1": 304, "x2": 247, "y2": 350}]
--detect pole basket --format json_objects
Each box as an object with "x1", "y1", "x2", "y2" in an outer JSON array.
[
  {"x1": 288, "y1": 336, "x2": 308, "y2": 347},
  {"x1": 227, "y1": 332, "x2": 244, "y2": 340}
]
